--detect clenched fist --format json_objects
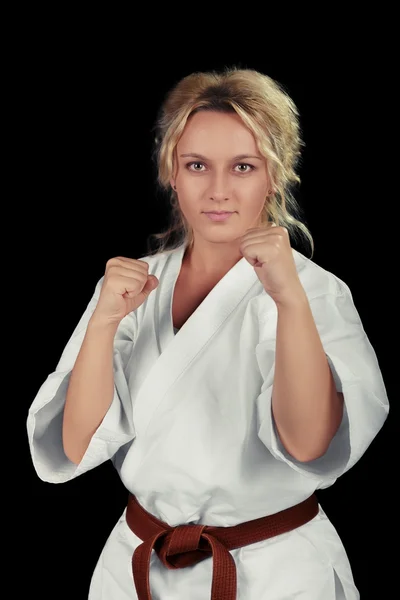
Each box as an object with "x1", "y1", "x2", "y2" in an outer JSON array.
[{"x1": 91, "y1": 256, "x2": 159, "y2": 325}]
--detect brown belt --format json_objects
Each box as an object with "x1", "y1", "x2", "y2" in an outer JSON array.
[{"x1": 126, "y1": 492, "x2": 319, "y2": 600}]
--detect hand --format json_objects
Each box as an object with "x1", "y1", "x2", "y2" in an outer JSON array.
[
  {"x1": 91, "y1": 257, "x2": 159, "y2": 325},
  {"x1": 239, "y1": 224, "x2": 305, "y2": 306}
]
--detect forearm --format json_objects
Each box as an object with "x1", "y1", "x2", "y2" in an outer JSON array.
[
  {"x1": 271, "y1": 292, "x2": 344, "y2": 462},
  {"x1": 62, "y1": 316, "x2": 119, "y2": 464}
]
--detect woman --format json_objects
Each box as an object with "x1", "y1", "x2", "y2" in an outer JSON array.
[{"x1": 27, "y1": 67, "x2": 389, "y2": 599}]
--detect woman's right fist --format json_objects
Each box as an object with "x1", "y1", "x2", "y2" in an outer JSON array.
[{"x1": 91, "y1": 256, "x2": 159, "y2": 325}]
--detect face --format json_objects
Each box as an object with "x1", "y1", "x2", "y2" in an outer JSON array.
[{"x1": 171, "y1": 110, "x2": 271, "y2": 245}]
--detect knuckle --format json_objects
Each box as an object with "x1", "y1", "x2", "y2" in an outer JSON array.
[{"x1": 106, "y1": 256, "x2": 124, "y2": 270}]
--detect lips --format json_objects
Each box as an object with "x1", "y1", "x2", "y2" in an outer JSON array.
[{"x1": 203, "y1": 211, "x2": 235, "y2": 222}]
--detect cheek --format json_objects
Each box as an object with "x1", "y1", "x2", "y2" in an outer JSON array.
[
  {"x1": 176, "y1": 184, "x2": 202, "y2": 217},
  {"x1": 177, "y1": 179, "x2": 206, "y2": 206},
  {"x1": 241, "y1": 180, "x2": 269, "y2": 203},
  {"x1": 180, "y1": 175, "x2": 207, "y2": 190}
]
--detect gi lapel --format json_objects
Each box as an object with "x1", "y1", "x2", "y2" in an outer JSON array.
[{"x1": 131, "y1": 242, "x2": 260, "y2": 437}]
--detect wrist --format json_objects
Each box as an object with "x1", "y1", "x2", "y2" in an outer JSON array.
[
  {"x1": 274, "y1": 288, "x2": 309, "y2": 312},
  {"x1": 87, "y1": 314, "x2": 121, "y2": 334}
]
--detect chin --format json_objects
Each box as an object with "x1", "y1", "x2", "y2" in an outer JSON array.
[{"x1": 200, "y1": 230, "x2": 241, "y2": 244}]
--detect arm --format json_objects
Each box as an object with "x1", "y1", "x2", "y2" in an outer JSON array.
[
  {"x1": 62, "y1": 316, "x2": 119, "y2": 464},
  {"x1": 272, "y1": 292, "x2": 344, "y2": 462}
]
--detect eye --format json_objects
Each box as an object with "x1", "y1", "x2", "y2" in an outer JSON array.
[
  {"x1": 234, "y1": 163, "x2": 255, "y2": 173},
  {"x1": 187, "y1": 162, "x2": 206, "y2": 172}
]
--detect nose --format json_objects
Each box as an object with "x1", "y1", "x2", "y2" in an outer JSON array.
[
  {"x1": 210, "y1": 191, "x2": 230, "y2": 202},
  {"x1": 209, "y1": 170, "x2": 231, "y2": 203}
]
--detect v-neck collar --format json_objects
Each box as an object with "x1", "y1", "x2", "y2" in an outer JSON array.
[
  {"x1": 131, "y1": 242, "x2": 263, "y2": 436},
  {"x1": 163, "y1": 242, "x2": 258, "y2": 349}
]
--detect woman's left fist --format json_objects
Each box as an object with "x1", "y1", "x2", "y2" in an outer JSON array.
[{"x1": 239, "y1": 224, "x2": 306, "y2": 306}]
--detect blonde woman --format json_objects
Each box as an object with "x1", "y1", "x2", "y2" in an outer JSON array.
[{"x1": 27, "y1": 67, "x2": 389, "y2": 599}]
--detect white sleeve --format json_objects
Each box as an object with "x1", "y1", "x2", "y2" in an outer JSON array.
[
  {"x1": 255, "y1": 281, "x2": 389, "y2": 485},
  {"x1": 26, "y1": 277, "x2": 138, "y2": 484}
]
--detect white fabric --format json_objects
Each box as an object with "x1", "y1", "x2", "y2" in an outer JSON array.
[{"x1": 27, "y1": 242, "x2": 389, "y2": 599}]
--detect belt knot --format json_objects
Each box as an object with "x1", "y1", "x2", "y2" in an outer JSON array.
[{"x1": 156, "y1": 524, "x2": 209, "y2": 569}]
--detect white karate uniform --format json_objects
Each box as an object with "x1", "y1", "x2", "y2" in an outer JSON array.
[{"x1": 27, "y1": 242, "x2": 389, "y2": 599}]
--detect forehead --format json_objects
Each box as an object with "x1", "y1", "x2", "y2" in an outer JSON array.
[{"x1": 177, "y1": 111, "x2": 259, "y2": 156}]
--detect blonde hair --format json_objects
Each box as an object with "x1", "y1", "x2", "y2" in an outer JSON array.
[{"x1": 146, "y1": 67, "x2": 314, "y2": 259}]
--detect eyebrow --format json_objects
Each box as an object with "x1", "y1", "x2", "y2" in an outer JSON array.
[{"x1": 179, "y1": 153, "x2": 264, "y2": 162}]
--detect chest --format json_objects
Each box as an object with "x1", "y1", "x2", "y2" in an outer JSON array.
[{"x1": 172, "y1": 271, "x2": 220, "y2": 330}]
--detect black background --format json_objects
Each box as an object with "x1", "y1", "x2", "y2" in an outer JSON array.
[{"x1": 15, "y1": 12, "x2": 396, "y2": 600}]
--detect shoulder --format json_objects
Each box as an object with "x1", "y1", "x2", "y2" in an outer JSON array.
[
  {"x1": 137, "y1": 246, "x2": 181, "y2": 270},
  {"x1": 256, "y1": 249, "x2": 353, "y2": 328},
  {"x1": 138, "y1": 248, "x2": 179, "y2": 278},
  {"x1": 292, "y1": 248, "x2": 351, "y2": 301}
]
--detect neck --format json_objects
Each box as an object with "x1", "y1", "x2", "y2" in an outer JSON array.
[{"x1": 183, "y1": 239, "x2": 243, "y2": 279}]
